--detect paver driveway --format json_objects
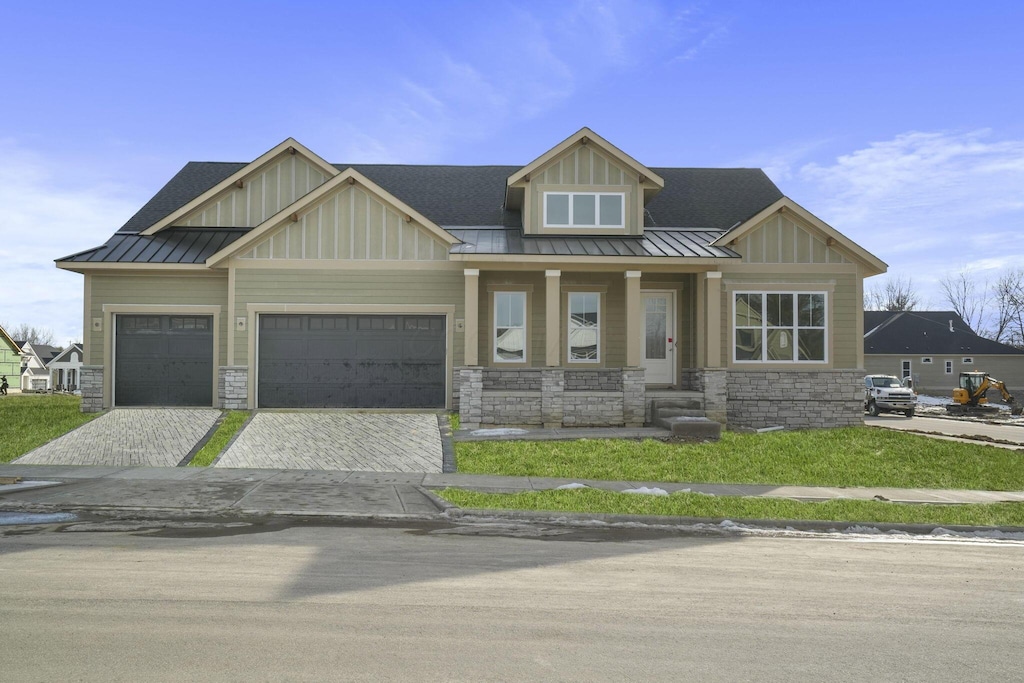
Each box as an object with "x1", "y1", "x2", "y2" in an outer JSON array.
[
  {"x1": 216, "y1": 412, "x2": 443, "y2": 472},
  {"x1": 16, "y1": 409, "x2": 220, "y2": 467}
]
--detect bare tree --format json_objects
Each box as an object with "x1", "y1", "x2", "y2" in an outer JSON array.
[
  {"x1": 865, "y1": 276, "x2": 920, "y2": 311},
  {"x1": 940, "y1": 269, "x2": 988, "y2": 333},
  {"x1": 1, "y1": 322, "x2": 56, "y2": 346},
  {"x1": 991, "y1": 269, "x2": 1024, "y2": 347}
]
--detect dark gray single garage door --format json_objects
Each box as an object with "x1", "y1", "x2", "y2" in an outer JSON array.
[
  {"x1": 258, "y1": 314, "x2": 446, "y2": 408},
  {"x1": 114, "y1": 315, "x2": 214, "y2": 406}
]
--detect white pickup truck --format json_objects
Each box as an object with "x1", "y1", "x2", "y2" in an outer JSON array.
[{"x1": 864, "y1": 375, "x2": 917, "y2": 417}]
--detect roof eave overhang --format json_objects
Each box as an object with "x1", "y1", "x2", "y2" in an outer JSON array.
[
  {"x1": 449, "y1": 253, "x2": 734, "y2": 266},
  {"x1": 56, "y1": 262, "x2": 212, "y2": 273},
  {"x1": 711, "y1": 197, "x2": 888, "y2": 277}
]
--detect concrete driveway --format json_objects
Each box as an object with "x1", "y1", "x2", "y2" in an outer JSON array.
[
  {"x1": 215, "y1": 412, "x2": 444, "y2": 472},
  {"x1": 16, "y1": 409, "x2": 221, "y2": 467}
]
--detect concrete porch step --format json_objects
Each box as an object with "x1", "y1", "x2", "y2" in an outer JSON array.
[
  {"x1": 654, "y1": 407, "x2": 706, "y2": 419},
  {"x1": 650, "y1": 397, "x2": 704, "y2": 411},
  {"x1": 653, "y1": 415, "x2": 722, "y2": 440}
]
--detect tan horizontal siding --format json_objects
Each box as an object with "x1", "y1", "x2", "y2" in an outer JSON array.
[
  {"x1": 233, "y1": 268, "x2": 464, "y2": 366},
  {"x1": 88, "y1": 273, "x2": 228, "y2": 366}
]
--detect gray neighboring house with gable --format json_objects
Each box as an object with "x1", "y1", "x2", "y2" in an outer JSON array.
[
  {"x1": 57, "y1": 128, "x2": 887, "y2": 429},
  {"x1": 864, "y1": 310, "x2": 1024, "y2": 394}
]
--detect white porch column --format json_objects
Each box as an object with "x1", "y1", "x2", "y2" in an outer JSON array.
[
  {"x1": 625, "y1": 270, "x2": 642, "y2": 367},
  {"x1": 545, "y1": 270, "x2": 561, "y2": 366},
  {"x1": 464, "y1": 269, "x2": 480, "y2": 366},
  {"x1": 705, "y1": 271, "x2": 722, "y2": 368}
]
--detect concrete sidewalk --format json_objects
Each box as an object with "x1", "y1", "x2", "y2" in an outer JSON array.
[{"x1": 2, "y1": 465, "x2": 1023, "y2": 519}]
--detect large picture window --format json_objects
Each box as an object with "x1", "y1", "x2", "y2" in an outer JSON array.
[
  {"x1": 734, "y1": 292, "x2": 826, "y2": 362},
  {"x1": 544, "y1": 192, "x2": 624, "y2": 228},
  {"x1": 568, "y1": 292, "x2": 600, "y2": 362},
  {"x1": 494, "y1": 291, "x2": 527, "y2": 363}
]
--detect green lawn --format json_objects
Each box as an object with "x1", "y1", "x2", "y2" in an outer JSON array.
[
  {"x1": 455, "y1": 427, "x2": 1024, "y2": 491},
  {"x1": 439, "y1": 488, "x2": 1024, "y2": 527},
  {"x1": 188, "y1": 411, "x2": 250, "y2": 466},
  {"x1": 0, "y1": 394, "x2": 97, "y2": 463}
]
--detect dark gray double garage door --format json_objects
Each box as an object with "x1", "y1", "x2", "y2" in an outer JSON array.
[
  {"x1": 114, "y1": 313, "x2": 446, "y2": 409},
  {"x1": 115, "y1": 315, "x2": 214, "y2": 406},
  {"x1": 257, "y1": 314, "x2": 446, "y2": 408}
]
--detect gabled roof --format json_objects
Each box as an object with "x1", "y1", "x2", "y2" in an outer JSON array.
[
  {"x1": 0, "y1": 324, "x2": 21, "y2": 355},
  {"x1": 506, "y1": 127, "x2": 665, "y2": 190},
  {"x1": 711, "y1": 197, "x2": 887, "y2": 276},
  {"x1": 140, "y1": 138, "x2": 339, "y2": 235},
  {"x1": 23, "y1": 343, "x2": 62, "y2": 364},
  {"x1": 47, "y1": 343, "x2": 83, "y2": 366},
  {"x1": 205, "y1": 167, "x2": 459, "y2": 266},
  {"x1": 864, "y1": 310, "x2": 1024, "y2": 355}
]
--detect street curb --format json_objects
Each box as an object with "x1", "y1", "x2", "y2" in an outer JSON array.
[{"x1": 441, "y1": 506, "x2": 1024, "y2": 536}]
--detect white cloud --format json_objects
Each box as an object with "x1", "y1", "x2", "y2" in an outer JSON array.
[
  {"x1": 779, "y1": 129, "x2": 1024, "y2": 303},
  {"x1": 331, "y1": 1, "x2": 726, "y2": 162},
  {"x1": 0, "y1": 142, "x2": 140, "y2": 345}
]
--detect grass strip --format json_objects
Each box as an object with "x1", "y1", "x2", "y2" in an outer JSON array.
[
  {"x1": 439, "y1": 488, "x2": 1024, "y2": 528},
  {"x1": 188, "y1": 411, "x2": 249, "y2": 467},
  {"x1": 0, "y1": 394, "x2": 97, "y2": 463},
  {"x1": 455, "y1": 427, "x2": 1024, "y2": 491}
]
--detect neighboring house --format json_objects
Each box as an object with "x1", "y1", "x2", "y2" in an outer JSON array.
[
  {"x1": 47, "y1": 343, "x2": 84, "y2": 393},
  {"x1": 0, "y1": 325, "x2": 22, "y2": 389},
  {"x1": 20, "y1": 343, "x2": 62, "y2": 392},
  {"x1": 864, "y1": 310, "x2": 1024, "y2": 394},
  {"x1": 56, "y1": 128, "x2": 887, "y2": 429}
]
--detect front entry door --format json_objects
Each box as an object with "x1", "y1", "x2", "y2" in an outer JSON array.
[{"x1": 641, "y1": 291, "x2": 675, "y2": 385}]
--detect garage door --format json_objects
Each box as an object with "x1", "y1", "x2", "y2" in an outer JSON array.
[
  {"x1": 258, "y1": 314, "x2": 446, "y2": 408},
  {"x1": 114, "y1": 315, "x2": 214, "y2": 406}
]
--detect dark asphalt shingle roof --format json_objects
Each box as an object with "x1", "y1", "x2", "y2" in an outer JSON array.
[
  {"x1": 65, "y1": 156, "x2": 784, "y2": 263},
  {"x1": 864, "y1": 311, "x2": 1024, "y2": 355}
]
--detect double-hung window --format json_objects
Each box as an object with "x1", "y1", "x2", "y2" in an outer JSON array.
[
  {"x1": 734, "y1": 292, "x2": 827, "y2": 362},
  {"x1": 568, "y1": 292, "x2": 600, "y2": 362},
  {"x1": 493, "y1": 291, "x2": 527, "y2": 363},
  {"x1": 544, "y1": 192, "x2": 624, "y2": 229}
]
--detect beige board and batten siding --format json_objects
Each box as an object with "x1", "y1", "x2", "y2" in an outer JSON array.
[
  {"x1": 87, "y1": 272, "x2": 228, "y2": 366},
  {"x1": 738, "y1": 212, "x2": 852, "y2": 265},
  {"x1": 231, "y1": 268, "x2": 465, "y2": 368},
  {"x1": 526, "y1": 144, "x2": 641, "y2": 236},
  {"x1": 865, "y1": 354, "x2": 1024, "y2": 394},
  {"x1": 236, "y1": 184, "x2": 450, "y2": 261},
  {"x1": 181, "y1": 155, "x2": 331, "y2": 228},
  {"x1": 718, "y1": 270, "x2": 859, "y2": 370}
]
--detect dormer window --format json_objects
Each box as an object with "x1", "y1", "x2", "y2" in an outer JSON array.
[{"x1": 544, "y1": 192, "x2": 624, "y2": 229}]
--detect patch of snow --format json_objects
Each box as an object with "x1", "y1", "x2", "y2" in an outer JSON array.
[
  {"x1": 916, "y1": 394, "x2": 952, "y2": 406},
  {"x1": 756, "y1": 426, "x2": 784, "y2": 433},
  {"x1": 469, "y1": 428, "x2": 530, "y2": 436},
  {"x1": 622, "y1": 486, "x2": 669, "y2": 496},
  {"x1": 555, "y1": 482, "x2": 590, "y2": 490},
  {"x1": 671, "y1": 416, "x2": 712, "y2": 422}
]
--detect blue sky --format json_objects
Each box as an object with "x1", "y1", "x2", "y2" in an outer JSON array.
[{"x1": 2, "y1": 0, "x2": 1023, "y2": 344}]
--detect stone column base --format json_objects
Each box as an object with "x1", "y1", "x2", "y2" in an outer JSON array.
[
  {"x1": 218, "y1": 366, "x2": 249, "y2": 409},
  {"x1": 79, "y1": 365, "x2": 104, "y2": 413}
]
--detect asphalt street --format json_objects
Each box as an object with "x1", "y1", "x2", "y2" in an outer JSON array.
[{"x1": 1, "y1": 519, "x2": 1021, "y2": 681}]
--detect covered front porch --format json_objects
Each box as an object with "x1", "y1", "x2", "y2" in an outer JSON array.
[{"x1": 456, "y1": 265, "x2": 728, "y2": 429}]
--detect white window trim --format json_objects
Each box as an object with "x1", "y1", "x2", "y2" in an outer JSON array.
[
  {"x1": 962, "y1": 357, "x2": 974, "y2": 365},
  {"x1": 921, "y1": 357, "x2": 933, "y2": 364},
  {"x1": 567, "y1": 291, "x2": 601, "y2": 364},
  {"x1": 733, "y1": 291, "x2": 828, "y2": 363},
  {"x1": 543, "y1": 191, "x2": 625, "y2": 229},
  {"x1": 945, "y1": 360, "x2": 954, "y2": 374},
  {"x1": 493, "y1": 291, "x2": 527, "y2": 364}
]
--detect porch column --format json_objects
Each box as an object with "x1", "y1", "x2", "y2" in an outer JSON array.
[
  {"x1": 464, "y1": 269, "x2": 479, "y2": 366},
  {"x1": 625, "y1": 270, "x2": 642, "y2": 367},
  {"x1": 545, "y1": 270, "x2": 561, "y2": 366},
  {"x1": 704, "y1": 271, "x2": 722, "y2": 367}
]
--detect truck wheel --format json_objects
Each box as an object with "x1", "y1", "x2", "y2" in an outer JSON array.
[
  {"x1": 868, "y1": 401, "x2": 880, "y2": 417},
  {"x1": 905, "y1": 409, "x2": 914, "y2": 418}
]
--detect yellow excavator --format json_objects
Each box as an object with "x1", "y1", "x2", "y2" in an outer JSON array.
[{"x1": 946, "y1": 371, "x2": 1024, "y2": 416}]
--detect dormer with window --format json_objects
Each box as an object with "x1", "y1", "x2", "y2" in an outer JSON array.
[{"x1": 504, "y1": 127, "x2": 664, "y2": 236}]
